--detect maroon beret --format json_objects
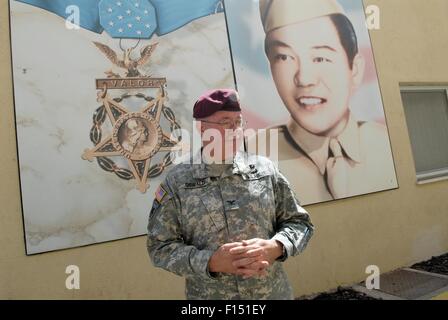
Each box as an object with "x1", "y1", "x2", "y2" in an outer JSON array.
[{"x1": 193, "y1": 88, "x2": 241, "y2": 119}]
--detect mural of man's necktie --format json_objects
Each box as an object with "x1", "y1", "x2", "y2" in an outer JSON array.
[
  {"x1": 16, "y1": 0, "x2": 224, "y2": 193},
  {"x1": 326, "y1": 138, "x2": 350, "y2": 199}
]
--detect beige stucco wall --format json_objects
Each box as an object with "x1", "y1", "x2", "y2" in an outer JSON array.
[{"x1": 1, "y1": 0, "x2": 447, "y2": 299}]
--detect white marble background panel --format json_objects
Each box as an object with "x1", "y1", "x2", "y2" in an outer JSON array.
[{"x1": 10, "y1": 1, "x2": 234, "y2": 254}]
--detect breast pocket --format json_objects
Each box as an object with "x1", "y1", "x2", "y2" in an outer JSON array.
[
  {"x1": 243, "y1": 172, "x2": 274, "y2": 202},
  {"x1": 179, "y1": 183, "x2": 227, "y2": 249},
  {"x1": 240, "y1": 172, "x2": 276, "y2": 234}
]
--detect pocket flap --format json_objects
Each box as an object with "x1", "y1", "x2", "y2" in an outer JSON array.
[{"x1": 198, "y1": 187, "x2": 227, "y2": 231}]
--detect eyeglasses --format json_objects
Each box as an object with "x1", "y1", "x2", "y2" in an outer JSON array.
[{"x1": 200, "y1": 117, "x2": 247, "y2": 129}]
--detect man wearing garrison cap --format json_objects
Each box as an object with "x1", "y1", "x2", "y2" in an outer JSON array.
[
  {"x1": 257, "y1": 0, "x2": 396, "y2": 204},
  {"x1": 147, "y1": 88, "x2": 314, "y2": 299}
]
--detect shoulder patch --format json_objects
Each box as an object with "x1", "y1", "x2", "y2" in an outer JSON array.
[{"x1": 155, "y1": 184, "x2": 168, "y2": 203}]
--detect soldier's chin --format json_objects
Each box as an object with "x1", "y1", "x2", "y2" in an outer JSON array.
[
  {"x1": 224, "y1": 133, "x2": 240, "y2": 142},
  {"x1": 224, "y1": 136, "x2": 237, "y2": 143}
]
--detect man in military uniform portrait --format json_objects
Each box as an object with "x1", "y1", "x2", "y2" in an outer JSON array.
[
  {"x1": 146, "y1": 88, "x2": 314, "y2": 299},
  {"x1": 257, "y1": 0, "x2": 397, "y2": 204}
]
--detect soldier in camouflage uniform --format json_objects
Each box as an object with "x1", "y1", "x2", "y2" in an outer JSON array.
[{"x1": 147, "y1": 89, "x2": 314, "y2": 299}]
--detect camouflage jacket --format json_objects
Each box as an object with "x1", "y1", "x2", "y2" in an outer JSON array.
[{"x1": 146, "y1": 151, "x2": 314, "y2": 299}]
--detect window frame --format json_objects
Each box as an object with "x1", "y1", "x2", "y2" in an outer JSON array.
[{"x1": 400, "y1": 85, "x2": 448, "y2": 184}]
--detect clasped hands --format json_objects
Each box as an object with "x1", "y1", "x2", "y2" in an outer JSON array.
[{"x1": 208, "y1": 238, "x2": 283, "y2": 279}]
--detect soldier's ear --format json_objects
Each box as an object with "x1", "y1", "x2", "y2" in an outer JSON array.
[{"x1": 350, "y1": 53, "x2": 365, "y2": 91}]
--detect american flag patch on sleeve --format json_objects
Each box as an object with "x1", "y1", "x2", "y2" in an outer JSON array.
[{"x1": 155, "y1": 185, "x2": 168, "y2": 203}]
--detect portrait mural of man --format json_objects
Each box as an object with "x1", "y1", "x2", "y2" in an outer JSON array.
[
  {"x1": 225, "y1": 0, "x2": 398, "y2": 205},
  {"x1": 10, "y1": 0, "x2": 398, "y2": 255}
]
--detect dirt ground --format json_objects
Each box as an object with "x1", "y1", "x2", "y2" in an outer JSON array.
[
  {"x1": 309, "y1": 287, "x2": 378, "y2": 300},
  {"x1": 307, "y1": 252, "x2": 448, "y2": 300},
  {"x1": 411, "y1": 253, "x2": 448, "y2": 275}
]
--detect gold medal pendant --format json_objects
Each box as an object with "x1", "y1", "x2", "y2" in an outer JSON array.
[{"x1": 82, "y1": 40, "x2": 183, "y2": 193}]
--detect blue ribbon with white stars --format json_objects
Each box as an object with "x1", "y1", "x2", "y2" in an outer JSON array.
[
  {"x1": 99, "y1": 0, "x2": 157, "y2": 38},
  {"x1": 15, "y1": 0, "x2": 224, "y2": 39}
]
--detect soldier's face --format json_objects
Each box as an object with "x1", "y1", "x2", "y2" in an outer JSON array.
[
  {"x1": 266, "y1": 16, "x2": 363, "y2": 136},
  {"x1": 198, "y1": 111, "x2": 244, "y2": 160}
]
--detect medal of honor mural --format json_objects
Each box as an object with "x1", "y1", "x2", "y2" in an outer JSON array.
[
  {"x1": 224, "y1": 0, "x2": 398, "y2": 205},
  {"x1": 83, "y1": 42, "x2": 183, "y2": 193},
  {"x1": 10, "y1": 0, "x2": 232, "y2": 254}
]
